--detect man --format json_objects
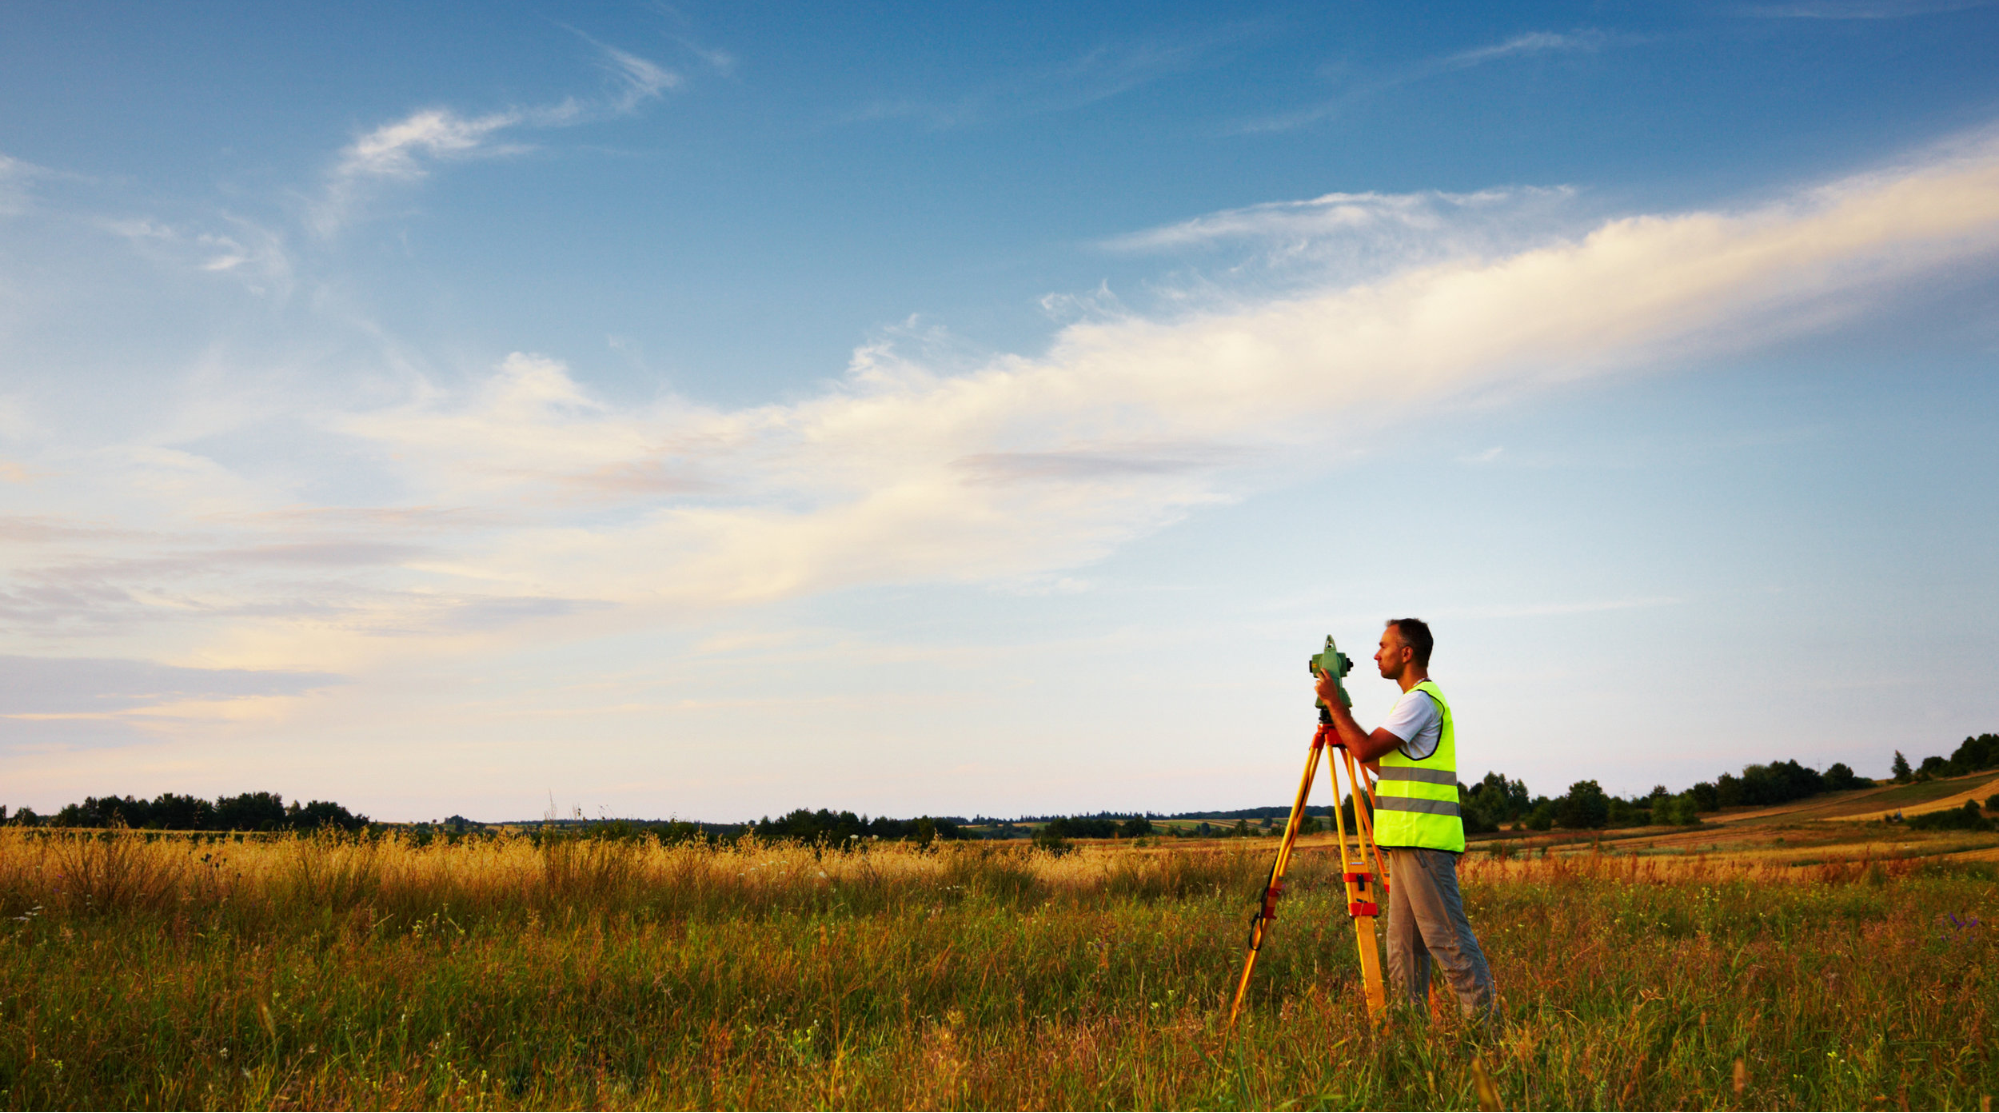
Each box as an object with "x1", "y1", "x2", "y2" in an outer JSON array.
[{"x1": 1314, "y1": 617, "x2": 1497, "y2": 1021}]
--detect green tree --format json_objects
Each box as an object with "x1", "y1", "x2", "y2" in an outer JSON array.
[
  {"x1": 1464, "y1": 772, "x2": 1530, "y2": 831},
  {"x1": 1032, "y1": 825, "x2": 1071, "y2": 854},
  {"x1": 214, "y1": 792, "x2": 287, "y2": 831},
  {"x1": 1555, "y1": 781, "x2": 1610, "y2": 829},
  {"x1": 1823, "y1": 763, "x2": 1867, "y2": 791},
  {"x1": 1655, "y1": 793, "x2": 1701, "y2": 826},
  {"x1": 288, "y1": 799, "x2": 369, "y2": 832},
  {"x1": 1892, "y1": 751, "x2": 1913, "y2": 783}
]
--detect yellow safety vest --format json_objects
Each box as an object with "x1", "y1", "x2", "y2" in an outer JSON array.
[{"x1": 1373, "y1": 680, "x2": 1464, "y2": 853}]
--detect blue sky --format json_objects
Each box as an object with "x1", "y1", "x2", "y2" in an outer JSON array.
[{"x1": 3, "y1": 1, "x2": 1997, "y2": 822}]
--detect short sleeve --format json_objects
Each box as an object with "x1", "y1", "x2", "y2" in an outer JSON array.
[{"x1": 1380, "y1": 690, "x2": 1442, "y2": 761}]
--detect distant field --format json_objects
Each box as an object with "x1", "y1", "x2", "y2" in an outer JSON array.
[{"x1": 1, "y1": 812, "x2": 1995, "y2": 1110}]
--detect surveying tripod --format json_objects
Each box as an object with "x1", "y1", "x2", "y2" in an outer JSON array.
[{"x1": 1226, "y1": 637, "x2": 1391, "y2": 1030}]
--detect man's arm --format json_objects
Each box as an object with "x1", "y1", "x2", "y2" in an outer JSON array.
[{"x1": 1313, "y1": 670, "x2": 1405, "y2": 763}]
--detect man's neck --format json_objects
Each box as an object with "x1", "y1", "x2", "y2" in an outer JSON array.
[{"x1": 1397, "y1": 668, "x2": 1430, "y2": 693}]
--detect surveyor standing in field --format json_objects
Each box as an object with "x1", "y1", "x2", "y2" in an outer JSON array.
[{"x1": 1314, "y1": 618, "x2": 1498, "y2": 1020}]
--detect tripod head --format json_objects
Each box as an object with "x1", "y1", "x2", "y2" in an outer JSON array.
[{"x1": 1309, "y1": 635, "x2": 1354, "y2": 720}]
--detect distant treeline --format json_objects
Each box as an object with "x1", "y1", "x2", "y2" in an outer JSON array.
[
  {"x1": 1024, "y1": 732, "x2": 1999, "y2": 840},
  {"x1": 1461, "y1": 730, "x2": 1999, "y2": 835},
  {"x1": 9, "y1": 733, "x2": 1992, "y2": 841},
  {"x1": 1000, "y1": 806, "x2": 1320, "y2": 823},
  {"x1": 752, "y1": 809, "x2": 966, "y2": 845},
  {"x1": 1455, "y1": 757, "x2": 1868, "y2": 835},
  {"x1": 1, "y1": 792, "x2": 367, "y2": 832}
]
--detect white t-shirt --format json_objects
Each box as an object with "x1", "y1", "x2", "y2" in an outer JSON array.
[{"x1": 1381, "y1": 687, "x2": 1442, "y2": 761}]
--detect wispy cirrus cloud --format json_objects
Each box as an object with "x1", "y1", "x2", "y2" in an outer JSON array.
[
  {"x1": 102, "y1": 215, "x2": 294, "y2": 294},
  {"x1": 0, "y1": 154, "x2": 57, "y2": 217},
  {"x1": 312, "y1": 38, "x2": 682, "y2": 236},
  {"x1": 849, "y1": 27, "x2": 1252, "y2": 129},
  {"x1": 1237, "y1": 29, "x2": 1607, "y2": 134},
  {"x1": 1440, "y1": 30, "x2": 1607, "y2": 68},
  {"x1": 334, "y1": 108, "x2": 530, "y2": 184},
  {"x1": 1098, "y1": 186, "x2": 1582, "y2": 287},
  {"x1": 598, "y1": 43, "x2": 683, "y2": 111},
  {"x1": 1104, "y1": 190, "x2": 1510, "y2": 251}
]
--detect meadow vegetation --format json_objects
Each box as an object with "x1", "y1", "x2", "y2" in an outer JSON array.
[{"x1": 1, "y1": 826, "x2": 1995, "y2": 1110}]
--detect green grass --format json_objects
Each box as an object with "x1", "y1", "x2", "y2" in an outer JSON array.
[{"x1": 0, "y1": 830, "x2": 1994, "y2": 1109}]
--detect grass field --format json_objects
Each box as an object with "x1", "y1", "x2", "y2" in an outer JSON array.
[{"x1": 1, "y1": 820, "x2": 1995, "y2": 1110}]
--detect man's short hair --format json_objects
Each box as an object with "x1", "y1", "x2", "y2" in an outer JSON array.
[{"x1": 1386, "y1": 618, "x2": 1433, "y2": 667}]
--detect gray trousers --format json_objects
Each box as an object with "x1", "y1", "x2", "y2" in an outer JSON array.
[{"x1": 1385, "y1": 847, "x2": 1497, "y2": 1019}]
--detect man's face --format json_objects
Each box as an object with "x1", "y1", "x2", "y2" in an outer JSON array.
[{"x1": 1376, "y1": 626, "x2": 1410, "y2": 679}]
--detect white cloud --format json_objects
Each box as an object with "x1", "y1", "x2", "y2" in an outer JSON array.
[
  {"x1": 0, "y1": 154, "x2": 50, "y2": 217},
  {"x1": 1100, "y1": 187, "x2": 1579, "y2": 285},
  {"x1": 1239, "y1": 29, "x2": 1607, "y2": 134},
  {"x1": 336, "y1": 108, "x2": 523, "y2": 183},
  {"x1": 682, "y1": 42, "x2": 737, "y2": 76},
  {"x1": 1441, "y1": 31, "x2": 1605, "y2": 69},
  {"x1": 102, "y1": 215, "x2": 293, "y2": 293},
  {"x1": 848, "y1": 28, "x2": 1247, "y2": 130},
  {"x1": 10, "y1": 132, "x2": 1999, "y2": 681},
  {"x1": 329, "y1": 131, "x2": 1999, "y2": 609},
  {"x1": 600, "y1": 45, "x2": 683, "y2": 111},
  {"x1": 312, "y1": 41, "x2": 680, "y2": 236}
]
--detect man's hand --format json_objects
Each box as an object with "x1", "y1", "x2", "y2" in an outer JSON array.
[{"x1": 1312, "y1": 667, "x2": 1343, "y2": 713}]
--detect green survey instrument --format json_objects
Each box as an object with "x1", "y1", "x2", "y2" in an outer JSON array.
[
  {"x1": 1226, "y1": 634, "x2": 1389, "y2": 1033},
  {"x1": 1310, "y1": 635, "x2": 1354, "y2": 710}
]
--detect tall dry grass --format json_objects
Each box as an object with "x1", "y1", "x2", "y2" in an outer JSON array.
[{"x1": 0, "y1": 828, "x2": 1993, "y2": 1109}]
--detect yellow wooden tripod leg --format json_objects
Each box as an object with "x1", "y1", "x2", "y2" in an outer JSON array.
[
  {"x1": 1334, "y1": 748, "x2": 1389, "y2": 1020},
  {"x1": 1226, "y1": 730, "x2": 1329, "y2": 1030},
  {"x1": 1351, "y1": 756, "x2": 1392, "y2": 893}
]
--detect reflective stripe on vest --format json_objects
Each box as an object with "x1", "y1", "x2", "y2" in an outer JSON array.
[
  {"x1": 1376, "y1": 796, "x2": 1461, "y2": 816},
  {"x1": 1372, "y1": 680, "x2": 1465, "y2": 853}
]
